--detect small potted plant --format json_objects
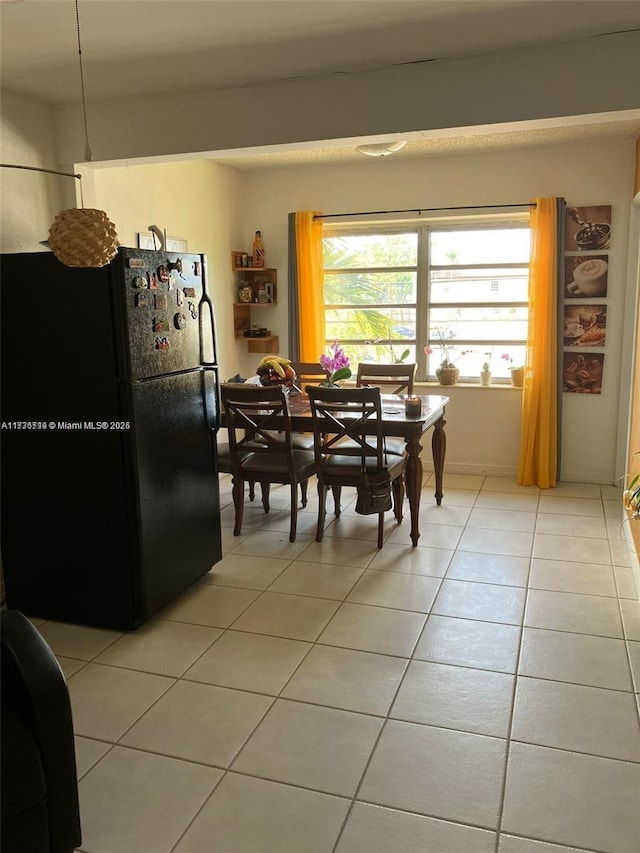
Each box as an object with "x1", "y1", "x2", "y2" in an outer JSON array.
[
  {"x1": 424, "y1": 327, "x2": 467, "y2": 385},
  {"x1": 384, "y1": 331, "x2": 410, "y2": 364},
  {"x1": 502, "y1": 353, "x2": 525, "y2": 387},
  {"x1": 479, "y1": 349, "x2": 494, "y2": 386}
]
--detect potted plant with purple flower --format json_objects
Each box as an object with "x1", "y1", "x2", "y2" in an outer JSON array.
[
  {"x1": 501, "y1": 353, "x2": 525, "y2": 387},
  {"x1": 319, "y1": 341, "x2": 352, "y2": 386}
]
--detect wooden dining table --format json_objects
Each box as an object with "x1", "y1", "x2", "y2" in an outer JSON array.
[{"x1": 226, "y1": 391, "x2": 449, "y2": 547}]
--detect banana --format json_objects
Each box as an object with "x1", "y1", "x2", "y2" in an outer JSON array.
[
  {"x1": 257, "y1": 355, "x2": 291, "y2": 370},
  {"x1": 264, "y1": 359, "x2": 286, "y2": 378}
]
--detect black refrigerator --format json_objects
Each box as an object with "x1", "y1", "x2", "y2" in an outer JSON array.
[{"x1": 0, "y1": 247, "x2": 222, "y2": 630}]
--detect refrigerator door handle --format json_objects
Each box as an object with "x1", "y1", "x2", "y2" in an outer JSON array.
[
  {"x1": 202, "y1": 366, "x2": 221, "y2": 432},
  {"x1": 199, "y1": 257, "x2": 218, "y2": 367}
]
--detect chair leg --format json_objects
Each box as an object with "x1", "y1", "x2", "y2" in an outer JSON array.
[
  {"x1": 300, "y1": 479, "x2": 308, "y2": 508},
  {"x1": 377, "y1": 512, "x2": 384, "y2": 549},
  {"x1": 392, "y1": 476, "x2": 404, "y2": 524},
  {"x1": 289, "y1": 482, "x2": 299, "y2": 542},
  {"x1": 332, "y1": 485, "x2": 342, "y2": 517},
  {"x1": 316, "y1": 482, "x2": 327, "y2": 542},
  {"x1": 248, "y1": 481, "x2": 256, "y2": 501},
  {"x1": 261, "y1": 482, "x2": 271, "y2": 513},
  {"x1": 232, "y1": 476, "x2": 245, "y2": 536}
]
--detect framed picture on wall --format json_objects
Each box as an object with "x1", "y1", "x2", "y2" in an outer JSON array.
[
  {"x1": 564, "y1": 255, "x2": 608, "y2": 298},
  {"x1": 564, "y1": 206, "x2": 611, "y2": 251},
  {"x1": 138, "y1": 232, "x2": 188, "y2": 252},
  {"x1": 563, "y1": 305, "x2": 606, "y2": 347},
  {"x1": 562, "y1": 352, "x2": 604, "y2": 394}
]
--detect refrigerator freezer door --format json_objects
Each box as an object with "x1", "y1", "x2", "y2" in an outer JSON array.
[
  {"x1": 117, "y1": 249, "x2": 206, "y2": 380},
  {"x1": 130, "y1": 369, "x2": 222, "y2": 621}
]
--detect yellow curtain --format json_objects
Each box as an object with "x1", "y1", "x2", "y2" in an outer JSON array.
[
  {"x1": 518, "y1": 198, "x2": 558, "y2": 488},
  {"x1": 295, "y1": 211, "x2": 325, "y2": 362}
]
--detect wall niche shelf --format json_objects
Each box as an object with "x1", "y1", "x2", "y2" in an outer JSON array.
[{"x1": 232, "y1": 262, "x2": 278, "y2": 352}]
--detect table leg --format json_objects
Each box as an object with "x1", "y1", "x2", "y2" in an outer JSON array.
[
  {"x1": 405, "y1": 435, "x2": 423, "y2": 546},
  {"x1": 432, "y1": 414, "x2": 447, "y2": 506}
]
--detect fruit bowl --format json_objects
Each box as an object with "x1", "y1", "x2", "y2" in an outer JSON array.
[
  {"x1": 258, "y1": 369, "x2": 294, "y2": 386},
  {"x1": 256, "y1": 356, "x2": 297, "y2": 387}
]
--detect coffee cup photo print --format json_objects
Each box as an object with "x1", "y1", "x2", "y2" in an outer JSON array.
[
  {"x1": 564, "y1": 254, "x2": 608, "y2": 299},
  {"x1": 563, "y1": 304, "x2": 607, "y2": 347}
]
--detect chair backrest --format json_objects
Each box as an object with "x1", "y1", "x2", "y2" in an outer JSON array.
[
  {"x1": 1, "y1": 610, "x2": 82, "y2": 852},
  {"x1": 356, "y1": 362, "x2": 416, "y2": 395},
  {"x1": 307, "y1": 385, "x2": 385, "y2": 470},
  {"x1": 290, "y1": 361, "x2": 327, "y2": 389},
  {"x1": 220, "y1": 384, "x2": 294, "y2": 472}
]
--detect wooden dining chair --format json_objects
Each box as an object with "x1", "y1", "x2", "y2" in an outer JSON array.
[
  {"x1": 290, "y1": 361, "x2": 328, "y2": 391},
  {"x1": 356, "y1": 362, "x2": 417, "y2": 457},
  {"x1": 356, "y1": 362, "x2": 417, "y2": 395},
  {"x1": 217, "y1": 438, "x2": 261, "y2": 507},
  {"x1": 221, "y1": 384, "x2": 317, "y2": 541},
  {"x1": 279, "y1": 361, "x2": 328, "y2": 450},
  {"x1": 307, "y1": 386, "x2": 406, "y2": 549}
]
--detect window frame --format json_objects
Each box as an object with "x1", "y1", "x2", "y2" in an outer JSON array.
[{"x1": 322, "y1": 215, "x2": 530, "y2": 384}]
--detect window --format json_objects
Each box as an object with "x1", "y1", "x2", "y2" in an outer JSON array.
[{"x1": 322, "y1": 219, "x2": 530, "y2": 382}]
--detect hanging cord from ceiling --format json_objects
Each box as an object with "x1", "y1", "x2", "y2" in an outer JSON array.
[
  {"x1": 75, "y1": 0, "x2": 92, "y2": 162},
  {"x1": 1, "y1": 5, "x2": 118, "y2": 267}
]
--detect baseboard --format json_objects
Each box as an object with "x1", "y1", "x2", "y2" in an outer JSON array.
[
  {"x1": 560, "y1": 467, "x2": 617, "y2": 485},
  {"x1": 427, "y1": 461, "x2": 617, "y2": 484},
  {"x1": 422, "y1": 462, "x2": 518, "y2": 478}
]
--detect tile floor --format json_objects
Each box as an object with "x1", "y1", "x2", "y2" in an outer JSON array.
[{"x1": 31, "y1": 474, "x2": 640, "y2": 853}]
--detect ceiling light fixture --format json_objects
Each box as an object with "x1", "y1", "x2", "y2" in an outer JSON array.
[
  {"x1": 355, "y1": 141, "x2": 408, "y2": 158},
  {"x1": 46, "y1": 0, "x2": 118, "y2": 267}
]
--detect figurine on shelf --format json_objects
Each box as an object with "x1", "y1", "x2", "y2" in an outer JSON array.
[
  {"x1": 238, "y1": 280, "x2": 253, "y2": 303},
  {"x1": 253, "y1": 230, "x2": 265, "y2": 268}
]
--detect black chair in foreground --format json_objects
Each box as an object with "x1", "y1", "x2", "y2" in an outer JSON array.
[
  {"x1": 1, "y1": 609, "x2": 82, "y2": 853},
  {"x1": 221, "y1": 384, "x2": 317, "y2": 541},
  {"x1": 307, "y1": 385, "x2": 406, "y2": 549}
]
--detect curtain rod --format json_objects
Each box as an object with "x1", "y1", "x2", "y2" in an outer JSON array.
[
  {"x1": 313, "y1": 202, "x2": 536, "y2": 220},
  {"x1": 1, "y1": 163, "x2": 81, "y2": 180}
]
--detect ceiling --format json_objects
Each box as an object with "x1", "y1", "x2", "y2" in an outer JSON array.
[
  {"x1": 207, "y1": 118, "x2": 640, "y2": 171},
  {"x1": 2, "y1": 0, "x2": 640, "y2": 169},
  {"x1": 3, "y1": 0, "x2": 640, "y2": 106}
]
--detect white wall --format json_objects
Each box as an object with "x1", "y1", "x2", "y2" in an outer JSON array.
[
  {"x1": 0, "y1": 103, "x2": 247, "y2": 379},
  {"x1": 240, "y1": 136, "x2": 637, "y2": 483},
  {"x1": 0, "y1": 90, "x2": 64, "y2": 252},
  {"x1": 53, "y1": 31, "x2": 640, "y2": 164},
  {"x1": 90, "y1": 160, "x2": 245, "y2": 378},
  {"x1": 3, "y1": 84, "x2": 635, "y2": 484}
]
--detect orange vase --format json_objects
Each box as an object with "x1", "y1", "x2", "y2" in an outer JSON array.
[{"x1": 252, "y1": 231, "x2": 265, "y2": 268}]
